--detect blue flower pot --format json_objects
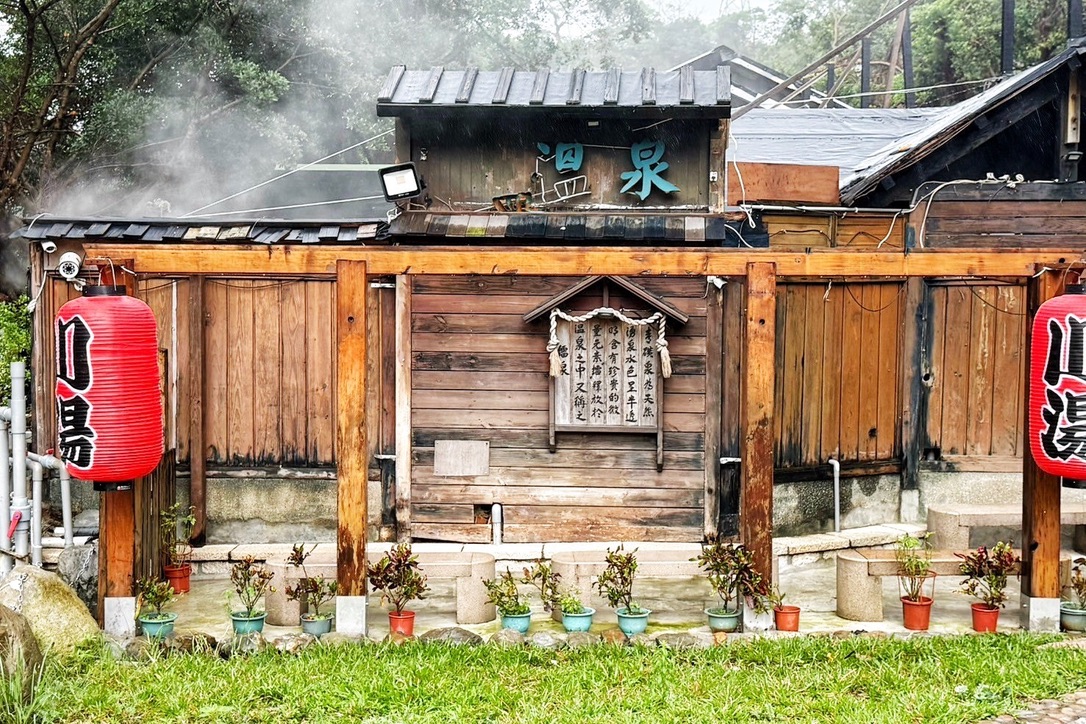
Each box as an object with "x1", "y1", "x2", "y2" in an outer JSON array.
[
  {"x1": 616, "y1": 607, "x2": 651, "y2": 636},
  {"x1": 501, "y1": 612, "x2": 532, "y2": 634},
  {"x1": 706, "y1": 607, "x2": 741, "y2": 633},
  {"x1": 230, "y1": 611, "x2": 266, "y2": 635},
  {"x1": 561, "y1": 607, "x2": 595, "y2": 633},
  {"x1": 139, "y1": 612, "x2": 177, "y2": 639},
  {"x1": 301, "y1": 615, "x2": 333, "y2": 637},
  {"x1": 1061, "y1": 604, "x2": 1086, "y2": 632}
]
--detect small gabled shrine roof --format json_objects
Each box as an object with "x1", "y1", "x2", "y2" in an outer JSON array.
[{"x1": 522, "y1": 275, "x2": 689, "y2": 325}]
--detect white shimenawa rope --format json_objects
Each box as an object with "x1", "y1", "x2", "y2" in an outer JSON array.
[{"x1": 547, "y1": 307, "x2": 671, "y2": 379}]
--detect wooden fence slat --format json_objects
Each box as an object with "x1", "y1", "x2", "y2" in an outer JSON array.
[
  {"x1": 226, "y1": 281, "x2": 255, "y2": 462},
  {"x1": 252, "y1": 282, "x2": 283, "y2": 462}
]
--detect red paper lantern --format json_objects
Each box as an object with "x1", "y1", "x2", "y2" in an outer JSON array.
[
  {"x1": 54, "y1": 286, "x2": 163, "y2": 483},
  {"x1": 1028, "y1": 285, "x2": 1086, "y2": 479}
]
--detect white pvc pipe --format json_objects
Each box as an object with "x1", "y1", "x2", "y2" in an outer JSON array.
[
  {"x1": 27, "y1": 453, "x2": 73, "y2": 548},
  {"x1": 28, "y1": 461, "x2": 42, "y2": 567},
  {"x1": 828, "y1": 458, "x2": 841, "y2": 533},
  {"x1": 9, "y1": 363, "x2": 29, "y2": 564},
  {"x1": 0, "y1": 414, "x2": 11, "y2": 575},
  {"x1": 491, "y1": 503, "x2": 503, "y2": 545}
]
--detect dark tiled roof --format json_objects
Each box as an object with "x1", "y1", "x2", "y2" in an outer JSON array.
[
  {"x1": 377, "y1": 65, "x2": 731, "y2": 119},
  {"x1": 14, "y1": 218, "x2": 388, "y2": 244},
  {"x1": 388, "y1": 212, "x2": 767, "y2": 247}
]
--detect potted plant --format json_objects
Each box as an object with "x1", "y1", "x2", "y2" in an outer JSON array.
[
  {"x1": 897, "y1": 531, "x2": 935, "y2": 630},
  {"x1": 692, "y1": 536, "x2": 768, "y2": 633},
  {"x1": 160, "y1": 503, "x2": 195, "y2": 593},
  {"x1": 366, "y1": 543, "x2": 429, "y2": 637},
  {"x1": 1061, "y1": 557, "x2": 1086, "y2": 632},
  {"x1": 769, "y1": 586, "x2": 800, "y2": 632},
  {"x1": 285, "y1": 544, "x2": 338, "y2": 637},
  {"x1": 136, "y1": 577, "x2": 176, "y2": 639},
  {"x1": 594, "y1": 545, "x2": 650, "y2": 636},
  {"x1": 229, "y1": 556, "x2": 274, "y2": 635},
  {"x1": 558, "y1": 588, "x2": 595, "y2": 633},
  {"x1": 956, "y1": 541, "x2": 1020, "y2": 633},
  {"x1": 522, "y1": 555, "x2": 562, "y2": 621},
  {"x1": 483, "y1": 570, "x2": 532, "y2": 633}
]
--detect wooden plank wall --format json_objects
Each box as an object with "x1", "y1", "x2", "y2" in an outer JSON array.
[
  {"x1": 923, "y1": 283, "x2": 1026, "y2": 462},
  {"x1": 409, "y1": 276, "x2": 707, "y2": 543},
  {"x1": 773, "y1": 281, "x2": 904, "y2": 468},
  {"x1": 920, "y1": 199, "x2": 1086, "y2": 247}
]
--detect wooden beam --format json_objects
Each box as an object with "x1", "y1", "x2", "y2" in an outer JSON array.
[
  {"x1": 740, "y1": 262, "x2": 776, "y2": 581},
  {"x1": 1021, "y1": 268, "x2": 1064, "y2": 600},
  {"x1": 90, "y1": 244, "x2": 1086, "y2": 279},
  {"x1": 336, "y1": 260, "x2": 368, "y2": 597},
  {"x1": 394, "y1": 275, "x2": 413, "y2": 542},
  {"x1": 188, "y1": 277, "x2": 206, "y2": 545},
  {"x1": 703, "y1": 281, "x2": 724, "y2": 535},
  {"x1": 709, "y1": 120, "x2": 727, "y2": 213},
  {"x1": 899, "y1": 278, "x2": 928, "y2": 491}
]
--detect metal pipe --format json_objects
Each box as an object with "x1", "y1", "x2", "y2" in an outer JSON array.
[
  {"x1": 27, "y1": 452, "x2": 73, "y2": 548},
  {"x1": 0, "y1": 414, "x2": 10, "y2": 574},
  {"x1": 9, "y1": 363, "x2": 29, "y2": 564},
  {"x1": 828, "y1": 458, "x2": 841, "y2": 533},
  {"x1": 28, "y1": 461, "x2": 42, "y2": 567},
  {"x1": 491, "y1": 503, "x2": 503, "y2": 545}
]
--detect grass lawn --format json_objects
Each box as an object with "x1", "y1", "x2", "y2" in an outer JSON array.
[{"x1": 19, "y1": 634, "x2": 1086, "y2": 723}]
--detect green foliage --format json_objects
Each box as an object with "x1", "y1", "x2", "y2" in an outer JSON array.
[
  {"x1": 229, "y1": 556, "x2": 274, "y2": 618},
  {"x1": 159, "y1": 503, "x2": 195, "y2": 568},
  {"x1": 483, "y1": 570, "x2": 530, "y2": 616},
  {"x1": 694, "y1": 535, "x2": 769, "y2": 614},
  {"x1": 897, "y1": 531, "x2": 934, "y2": 602},
  {"x1": 957, "y1": 541, "x2": 1021, "y2": 609},
  {"x1": 1068, "y1": 557, "x2": 1086, "y2": 610},
  {"x1": 136, "y1": 577, "x2": 174, "y2": 618},
  {"x1": 593, "y1": 545, "x2": 642, "y2": 614},
  {"x1": 558, "y1": 588, "x2": 586, "y2": 615},
  {"x1": 521, "y1": 555, "x2": 563, "y2": 613},
  {"x1": 365, "y1": 542, "x2": 428, "y2": 615},
  {"x1": 0, "y1": 653, "x2": 46, "y2": 724},
  {"x1": 0, "y1": 296, "x2": 30, "y2": 402},
  {"x1": 284, "y1": 544, "x2": 338, "y2": 620}
]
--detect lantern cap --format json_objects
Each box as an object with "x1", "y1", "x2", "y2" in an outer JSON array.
[
  {"x1": 1066, "y1": 284, "x2": 1086, "y2": 295},
  {"x1": 82, "y1": 285, "x2": 126, "y2": 297}
]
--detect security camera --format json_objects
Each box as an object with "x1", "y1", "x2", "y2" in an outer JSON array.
[
  {"x1": 57, "y1": 252, "x2": 82, "y2": 281},
  {"x1": 40, "y1": 240, "x2": 57, "y2": 254}
]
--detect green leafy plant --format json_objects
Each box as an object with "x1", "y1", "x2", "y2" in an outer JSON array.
[
  {"x1": 559, "y1": 588, "x2": 587, "y2": 615},
  {"x1": 896, "y1": 532, "x2": 934, "y2": 602},
  {"x1": 0, "y1": 295, "x2": 30, "y2": 402},
  {"x1": 956, "y1": 541, "x2": 1021, "y2": 610},
  {"x1": 1066, "y1": 557, "x2": 1086, "y2": 611},
  {"x1": 483, "y1": 570, "x2": 530, "y2": 616},
  {"x1": 0, "y1": 652, "x2": 46, "y2": 724},
  {"x1": 285, "y1": 544, "x2": 338, "y2": 621},
  {"x1": 521, "y1": 554, "x2": 562, "y2": 613},
  {"x1": 230, "y1": 556, "x2": 274, "y2": 618},
  {"x1": 136, "y1": 577, "x2": 174, "y2": 620},
  {"x1": 693, "y1": 535, "x2": 770, "y2": 614},
  {"x1": 365, "y1": 543, "x2": 429, "y2": 615},
  {"x1": 767, "y1": 585, "x2": 788, "y2": 611},
  {"x1": 594, "y1": 545, "x2": 643, "y2": 614},
  {"x1": 160, "y1": 503, "x2": 195, "y2": 569}
]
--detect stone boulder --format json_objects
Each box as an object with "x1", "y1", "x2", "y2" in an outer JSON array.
[
  {"x1": 273, "y1": 633, "x2": 317, "y2": 655},
  {"x1": 318, "y1": 632, "x2": 368, "y2": 648},
  {"x1": 526, "y1": 631, "x2": 566, "y2": 650},
  {"x1": 565, "y1": 631, "x2": 600, "y2": 649},
  {"x1": 655, "y1": 632, "x2": 710, "y2": 650},
  {"x1": 418, "y1": 627, "x2": 483, "y2": 646},
  {"x1": 218, "y1": 632, "x2": 268, "y2": 659},
  {"x1": 57, "y1": 542, "x2": 98, "y2": 619},
  {"x1": 489, "y1": 629, "x2": 524, "y2": 647},
  {"x1": 0, "y1": 604, "x2": 44, "y2": 703},
  {"x1": 0, "y1": 565, "x2": 99, "y2": 655}
]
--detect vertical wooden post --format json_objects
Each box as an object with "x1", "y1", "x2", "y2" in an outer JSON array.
[
  {"x1": 188, "y1": 277, "x2": 206, "y2": 545},
  {"x1": 1001, "y1": 0, "x2": 1016, "y2": 76},
  {"x1": 899, "y1": 279, "x2": 928, "y2": 497},
  {"x1": 860, "y1": 38, "x2": 872, "y2": 109},
  {"x1": 740, "y1": 263, "x2": 776, "y2": 581},
  {"x1": 902, "y1": 10, "x2": 916, "y2": 108},
  {"x1": 394, "y1": 275, "x2": 413, "y2": 541},
  {"x1": 336, "y1": 260, "x2": 368, "y2": 596},
  {"x1": 1022, "y1": 268, "x2": 1063, "y2": 606},
  {"x1": 708, "y1": 119, "x2": 728, "y2": 214},
  {"x1": 703, "y1": 280, "x2": 724, "y2": 536}
]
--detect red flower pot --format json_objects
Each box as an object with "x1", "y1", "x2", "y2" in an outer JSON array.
[
  {"x1": 970, "y1": 603, "x2": 1000, "y2": 633},
  {"x1": 163, "y1": 564, "x2": 191, "y2": 594},
  {"x1": 901, "y1": 596, "x2": 933, "y2": 631},
  {"x1": 774, "y1": 605, "x2": 801, "y2": 632},
  {"x1": 389, "y1": 610, "x2": 416, "y2": 637}
]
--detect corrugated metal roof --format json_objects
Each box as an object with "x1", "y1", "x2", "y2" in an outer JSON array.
[
  {"x1": 14, "y1": 218, "x2": 388, "y2": 244},
  {"x1": 376, "y1": 65, "x2": 731, "y2": 118}
]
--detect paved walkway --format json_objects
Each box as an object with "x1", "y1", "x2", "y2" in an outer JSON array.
[{"x1": 983, "y1": 690, "x2": 1086, "y2": 723}]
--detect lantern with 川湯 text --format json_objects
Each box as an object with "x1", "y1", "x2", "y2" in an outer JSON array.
[
  {"x1": 1029, "y1": 284, "x2": 1086, "y2": 485},
  {"x1": 54, "y1": 286, "x2": 163, "y2": 486}
]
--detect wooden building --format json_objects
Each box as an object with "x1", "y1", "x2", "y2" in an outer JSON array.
[{"x1": 17, "y1": 52, "x2": 1086, "y2": 613}]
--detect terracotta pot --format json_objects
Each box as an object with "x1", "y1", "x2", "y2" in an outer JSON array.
[
  {"x1": 971, "y1": 603, "x2": 1000, "y2": 633},
  {"x1": 774, "y1": 605, "x2": 801, "y2": 632},
  {"x1": 163, "y1": 564, "x2": 191, "y2": 594},
  {"x1": 901, "y1": 596, "x2": 933, "y2": 631},
  {"x1": 389, "y1": 610, "x2": 416, "y2": 637}
]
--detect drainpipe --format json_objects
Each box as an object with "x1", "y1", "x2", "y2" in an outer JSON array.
[
  {"x1": 828, "y1": 458, "x2": 841, "y2": 533},
  {"x1": 28, "y1": 460, "x2": 42, "y2": 567},
  {"x1": 0, "y1": 412, "x2": 11, "y2": 575},
  {"x1": 491, "y1": 503, "x2": 503, "y2": 545},
  {"x1": 27, "y1": 453, "x2": 74, "y2": 548},
  {"x1": 9, "y1": 363, "x2": 29, "y2": 565}
]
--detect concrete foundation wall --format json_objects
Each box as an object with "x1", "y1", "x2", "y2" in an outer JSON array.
[{"x1": 773, "y1": 475, "x2": 900, "y2": 537}]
